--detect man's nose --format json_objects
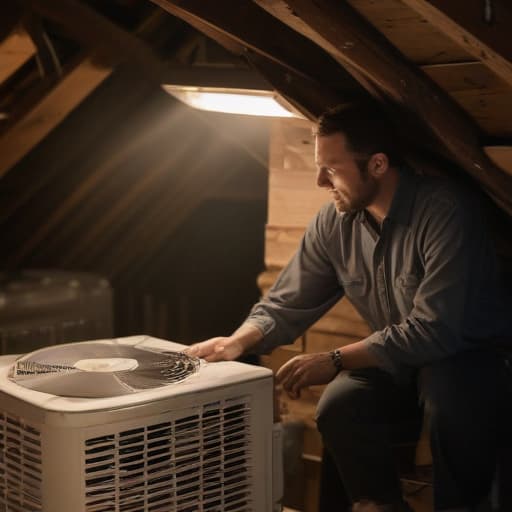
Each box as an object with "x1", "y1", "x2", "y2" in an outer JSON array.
[{"x1": 317, "y1": 168, "x2": 332, "y2": 188}]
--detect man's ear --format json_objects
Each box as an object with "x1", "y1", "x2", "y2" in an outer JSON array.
[{"x1": 368, "y1": 153, "x2": 389, "y2": 177}]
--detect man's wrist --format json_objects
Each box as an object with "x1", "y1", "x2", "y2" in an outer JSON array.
[
  {"x1": 231, "y1": 323, "x2": 264, "y2": 352},
  {"x1": 330, "y1": 348, "x2": 344, "y2": 373}
]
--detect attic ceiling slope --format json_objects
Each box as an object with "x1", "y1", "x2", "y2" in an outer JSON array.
[{"x1": 401, "y1": 0, "x2": 512, "y2": 87}]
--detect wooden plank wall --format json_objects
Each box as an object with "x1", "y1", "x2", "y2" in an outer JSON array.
[{"x1": 259, "y1": 118, "x2": 372, "y2": 512}]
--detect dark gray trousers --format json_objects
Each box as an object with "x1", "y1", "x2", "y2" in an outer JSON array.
[{"x1": 315, "y1": 350, "x2": 507, "y2": 511}]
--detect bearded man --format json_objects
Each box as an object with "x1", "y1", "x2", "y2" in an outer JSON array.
[{"x1": 188, "y1": 105, "x2": 510, "y2": 512}]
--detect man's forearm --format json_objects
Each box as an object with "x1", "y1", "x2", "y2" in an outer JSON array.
[
  {"x1": 231, "y1": 322, "x2": 264, "y2": 352},
  {"x1": 338, "y1": 339, "x2": 380, "y2": 369}
]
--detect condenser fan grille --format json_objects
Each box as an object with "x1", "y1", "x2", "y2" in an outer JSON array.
[
  {"x1": 11, "y1": 342, "x2": 201, "y2": 397},
  {"x1": 0, "y1": 413, "x2": 42, "y2": 512},
  {"x1": 84, "y1": 396, "x2": 253, "y2": 512}
]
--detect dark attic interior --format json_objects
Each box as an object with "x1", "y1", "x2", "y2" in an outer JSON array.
[{"x1": 0, "y1": 1, "x2": 511, "y2": 512}]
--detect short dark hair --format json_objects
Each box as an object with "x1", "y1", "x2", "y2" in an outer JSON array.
[{"x1": 315, "y1": 104, "x2": 402, "y2": 167}]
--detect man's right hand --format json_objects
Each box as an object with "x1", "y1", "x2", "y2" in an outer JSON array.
[
  {"x1": 184, "y1": 337, "x2": 245, "y2": 362},
  {"x1": 184, "y1": 323, "x2": 263, "y2": 362}
]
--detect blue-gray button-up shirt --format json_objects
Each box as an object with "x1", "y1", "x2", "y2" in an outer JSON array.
[{"x1": 245, "y1": 170, "x2": 510, "y2": 376}]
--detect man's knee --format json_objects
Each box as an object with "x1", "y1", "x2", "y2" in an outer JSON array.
[{"x1": 315, "y1": 370, "x2": 381, "y2": 437}]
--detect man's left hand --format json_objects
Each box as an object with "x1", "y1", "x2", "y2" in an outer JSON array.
[{"x1": 276, "y1": 352, "x2": 338, "y2": 399}]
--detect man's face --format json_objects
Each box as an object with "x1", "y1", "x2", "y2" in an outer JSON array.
[{"x1": 315, "y1": 132, "x2": 379, "y2": 213}]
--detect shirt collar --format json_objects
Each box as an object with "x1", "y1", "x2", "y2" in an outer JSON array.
[
  {"x1": 385, "y1": 167, "x2": 417, "y2": 226},
  {"x1": 353, "y1": 166, "x2": 417, "y2": 227}
]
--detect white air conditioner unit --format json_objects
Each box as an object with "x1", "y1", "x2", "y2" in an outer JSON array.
[{"x1": 0, "y1": 336, "x2": 281, "y2": 512}]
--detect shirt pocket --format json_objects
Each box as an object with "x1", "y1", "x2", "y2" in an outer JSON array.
[
  {"x1": 396, "y1": 273, "x2": 420, "y2": 301},
  {"x1": 340, "y1": 276, "x2": 366, "y2": 298}
]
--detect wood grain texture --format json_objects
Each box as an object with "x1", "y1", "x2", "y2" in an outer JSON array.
[
  {"x1": 485, "y1": 146, "x2": 512, "y2": 176},
  {"x1": 347, "y1": 0, "x2": 473, "y2": 64},
  {"x1": 0, "y1": 28, "x2": 35, "y2": 84},
  {"x1": 25, "y1": 0, "x2": 164, "y2": 80},
  {"x1": 0, "y1": 57, "x2": 111, "y2": 179},
  {"x1": 401, "y1": 0, "x2": 512, "y2": 86},
  {"x1": 423, "y1": 61, "x2": 512, "y2": 137}
]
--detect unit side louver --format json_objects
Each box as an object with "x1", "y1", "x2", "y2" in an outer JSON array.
[
  {"x1": 84, "y1": 397, "x2": 252, "y2": 512},
  {"x1": 0, "y1": 413, "x2": 42, "y2": 512}
]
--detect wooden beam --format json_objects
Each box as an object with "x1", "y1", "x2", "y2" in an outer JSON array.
[
  {"x1": 150, "y1": 0, "x2": 357, "y2": 93},
  {"x1": 23, "y1": 0, "x2": 164, "y2": 82},
  {"x1": 485, "y1": 146, "x2": 512, "y2": 177},
  {"x1": 0, "y1": 28, "x2": 36, "y2": 85},
  {"x1": 0, "y1": 65, "x2": 153, "y2": 229},
  {"x1": 247, "y1": 51, "x2": 352, "y2": 120},
  {"x1": 256, "y1": 0, "x2": 512, "y2": 214},
  {"x1": 22, "y1": 12, "x2": 63, "y2": 78},
  {"x1": 422, "y1": 61, "x2": 512, "y2": 138},
  {"x1": 254, "y1": 0, "x2": 382, "y2": 96},
  {"x1": 0, "y1": 3, "x2": 169, "y2": 177},
  {"x1": 401, "y1": 0, "x2": 512, "y2": 87},
  {"x1": 0, "y1": 57, "x2": 112, "y2": 178},
  {"x1": 151, "y1": 0, "x2": 364, "y2": 121}
]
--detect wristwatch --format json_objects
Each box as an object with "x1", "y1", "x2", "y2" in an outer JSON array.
[{"x1": 330, "y1": 349, "x2": 344, "y2": 373}]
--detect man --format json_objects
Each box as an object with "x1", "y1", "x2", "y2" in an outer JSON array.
[{"x1": 187, "y1": 105, "x2": 510, "y2": 512}]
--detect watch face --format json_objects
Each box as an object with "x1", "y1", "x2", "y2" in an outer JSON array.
[{"x1": 330, "y1": 349, "x2": 343, "y2": 372}]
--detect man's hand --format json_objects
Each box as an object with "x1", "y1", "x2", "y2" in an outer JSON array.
[
  {"x1": 185, "y1": 323, "x2": 263, "y2": 363},
  {"x1": 276, "y1": 352, "x2": 338, "y2": 399},
  {"x1": 184, "y1": 337, "x2": 245, "y2": 362}
]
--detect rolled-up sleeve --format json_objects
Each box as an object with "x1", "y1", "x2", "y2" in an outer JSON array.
[{"x1": 245, "y1": 205, "x2": 344, "y2": 354}]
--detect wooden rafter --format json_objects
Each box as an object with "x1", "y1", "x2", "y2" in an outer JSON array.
[
  {"x1": 0, "y1": 56, "x2": 111, "y2": 179},
  {"x1": 245, "y1": 51, "x2": 349, "y2": 119},
  {"x1": 150, "y1": 0, "x2": 360, "y2": 115},
  {"x1": 22, "y1": 0, "x2": 165, "y2": 81},
  {"x1": 485, "y1": 146, "x2": 512, "y2": 177},
  {"x1": 401, "y1": 0, "x2": 512, "y2": 88},
  {"x1": 0, "y1": 0, "x2": 169, "y2": 177},
  {"x1": 255, "y1": 0, "x2": 512, "y2": 214},
  {"x1": 0, "y1": 28, "x2": 36, "y2": 85},
  {"x1": 152, "y1": 0, "x2": 351, "y2": 85}
]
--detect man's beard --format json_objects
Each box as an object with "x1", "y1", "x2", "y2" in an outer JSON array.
[{"x1": 333, "y1": 168, "x2": 379, "y2": 213}]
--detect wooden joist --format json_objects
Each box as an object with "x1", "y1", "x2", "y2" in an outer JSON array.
[
  {"x1": 151, "y1": 0, "x2": 351, "y2": 86},
  {"x1": 485, "y1": 146, "x2": 512, "y2": 177},
  {"x1": 347, "y1": 0, "x2": 472, "y2": 65},
  {"x1": 0, "y1": 28, "x2": 36, "y2": 85},
  {"x1": 401, "y1": 0, "x2": 512, "y2": 87},
  {"x1": 150, "y1": 0, "x2": 358, "y2": 118},
  {"x1": 0, "y1": 57, "x2": 112, "y2": 179},
  {"x1": 245, "y1": 52, "x2": 348, "y2": 120},
  {"x1": 0, "y1": 1, "x2": 170, "y2": 178},
  {"x1": 423, "y1": 61, "x2": 512, "y2": 138},
  {"x1": 22, "y1": 0, "x2": 164, "y2": 82}
]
